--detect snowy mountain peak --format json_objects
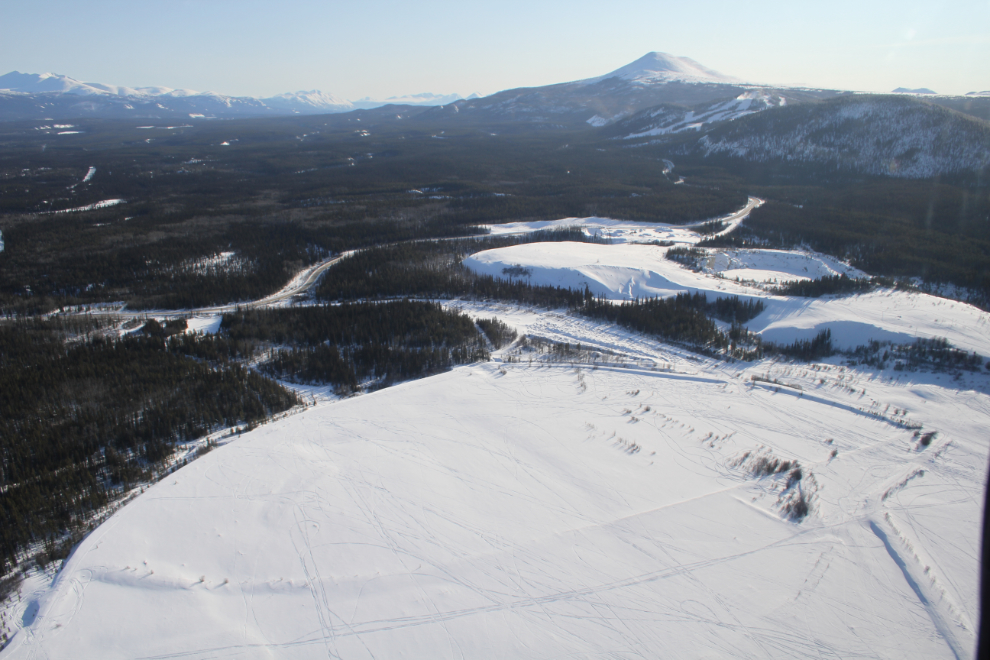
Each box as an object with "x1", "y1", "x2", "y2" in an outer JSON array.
[
  {"x1": 892, "y1": 87, "x2": 937, "y2": 95},
  {"x1": 0, "y1": 71, "x2": 89, "y2": 94},
  {"x1": 354, "y1": 92, "x2": 468, "y2": 107},
  {"x1": 264, "y1": 90, "x2": 352, "y2": 110},
  {"x1": 0, "y1": 71, "x2": 203, "y2": 97},
  {"x1": 589, "y1": 52, "x2": 741, "y2": 85}
]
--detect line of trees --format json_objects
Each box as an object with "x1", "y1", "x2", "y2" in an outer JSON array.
[{"x1": 221, "y1": 301, "x2": 490, "y2": 391}]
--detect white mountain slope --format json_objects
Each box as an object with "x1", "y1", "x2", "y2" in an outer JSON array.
[
  {"x1": 352, "y1": 92, "x2": 471, "y2": 109},
  {"x1": 618, "y1": 89, "x2": 786, "y2": 136},
  {"x1": 2, "y1": 306, "x2": 985, "y2": 658},
  {"x1": 0, "y1": 71, "x2": 201, "y2": 97},
  {"x1": 584, "y1": 51, "x2": 742, "y2": 85},
  {"x1": 262, "y1": 90, "x2": 354, "y2": 112}
]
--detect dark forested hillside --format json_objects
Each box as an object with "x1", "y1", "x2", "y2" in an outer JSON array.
[{"x1": 698, "y1": 181, "x2": 990, "y2": 305}]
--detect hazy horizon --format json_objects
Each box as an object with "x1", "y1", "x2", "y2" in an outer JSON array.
[{"x1": 2, "y1": 0, "x2": 988, "y2": 99}]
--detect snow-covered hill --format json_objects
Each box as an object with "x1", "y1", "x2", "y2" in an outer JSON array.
[
  {"x1": 611, "y1": 89, "x2": 787, "y2": 136},
  {"x1": 584, "y1": 51, "x2": 742, "y2": 85},
  {"x1": 677, "y1": 95, "x2": 990, "y2": 178}
]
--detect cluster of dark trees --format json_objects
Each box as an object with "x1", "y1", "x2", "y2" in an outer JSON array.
[
  {"x1": 477, "y1": 317, "x2": 518, "y2": 349},
  {"x1": 764, "y1": 329, "x2": 834, "y2": 361},
  {"x1": 771, "y1": 274, "x2": 876, "y2": 298},
  {"x1": 848, "y1": 336, "x2": 984, "y2": 371},
  {"x1": 580, "y1": 294, "x2": 732, "y2": 350},
  {"x1": 221, "y1": 301, "x2": 489, "y2": 390},
  {"x1": 0, "y1": 318, "x2": 297, "y2": 577},
  {"x1": 315, "y1": 240, "x2": 589, "y2": 308},
  {"x1": 664, "y1": 246, "x2": 706, "y2": 269}
]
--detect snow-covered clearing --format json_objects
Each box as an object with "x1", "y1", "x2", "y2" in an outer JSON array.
[
  {"x1": 4, "y1": 206, "x2": 989, "y2": 658},
  {"x1": 480, "y1": 196, "x2": 761, "y2": 245},
  {"x1": 42, "y1": 199, "x2": 125, "y2": 214},
  {"x1": 184, "y1": 314, "x2": 223, "y2": 335},
  {"x1": 464, "y1": 241, "x2": 990, "y2": 354},
  {"x1": 3, "y1": 321, "x2": 986, "y2": 658},
  {"x1": 702, "y1": 248, "x2": 866, "y2": 283}
]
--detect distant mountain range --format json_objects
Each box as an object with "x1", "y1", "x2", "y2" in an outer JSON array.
[
  {"x1": 0, "y1": 71, "x2": 474, "y2": 121},
  {"x1": 2, "y1": 53, "x2": 988, "y2": 179}
]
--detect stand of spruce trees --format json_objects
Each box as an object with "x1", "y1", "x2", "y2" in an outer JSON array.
[{"x1": 221, "y1": 301, "x2": 490, "y2": 391}]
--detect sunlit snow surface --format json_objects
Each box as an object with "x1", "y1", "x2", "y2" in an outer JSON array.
[
  {"x1": 4, "y1": 336, "x2": 985, "y2": 659},
  {"x1": 5, "y1": 222, "x2": 990, "y2": 659},
  {"x1": 464, "y1": 242, "x2": 990, "y2": 354}
]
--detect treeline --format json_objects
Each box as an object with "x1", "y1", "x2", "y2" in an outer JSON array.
[
  {"x1": 315, "y1": 240, "x2": 588, "y2": 308},
  {"x1": 221, "y1": 301, "x2": 489, "y2": 390},
  {"x1": 580, "y1": 293, "x2": 760, "y2": 351},
  {"x1": 771, "y1": 274, "x2": 876, "y2": 297},
  {"x1": 848, "y1": 336, "x2": 984, "y2": 372},
  {"x1": 316, "y1": 242, "x2": 771, "y2": 353},
  {"x1": 0, "y1": 319, "x2": 297, "y2": 577},
  {"x1": 477, "y1": 317, "x2": 518, "y2": 349}
]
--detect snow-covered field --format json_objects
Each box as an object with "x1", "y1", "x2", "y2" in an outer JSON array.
[
  {"x1": 3, "y1": 315, "x2": 986, "y2": 658},
  {"x1": 3, "y1": 221, "x2": 989, "y2": 659},
  {"x1": 464, "y1": 241, "x2": 990, "y2": 354}
]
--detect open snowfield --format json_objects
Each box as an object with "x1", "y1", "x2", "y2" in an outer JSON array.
[
  {"x1": 3, "y1": 215, "x2": 989, "y2": 658},
  {"x1": 3, "y1": 318, "x2": 987, "y2": 658},
  {"x1": 464, "y1": 242, "x2": 990, "y2": 354},
  {"x1": 701, "y1": 248, "x2": 866, "y2": 283}
]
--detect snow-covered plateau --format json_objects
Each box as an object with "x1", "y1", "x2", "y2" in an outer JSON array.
[{"x1": 3, "y1": 225, "x2": 989, "y2": 659}]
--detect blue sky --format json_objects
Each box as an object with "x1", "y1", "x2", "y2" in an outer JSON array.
[{"x1": 2, "y1": 0, "x2": 987, "y2": 98}]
